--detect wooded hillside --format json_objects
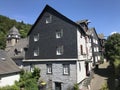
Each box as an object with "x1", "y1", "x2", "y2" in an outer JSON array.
[{"x1": 0, "y1": 15, "x2": 32, "y2": 49}]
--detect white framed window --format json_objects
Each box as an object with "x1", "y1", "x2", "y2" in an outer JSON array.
[
  {"x1": 34, "y1": 33, "x2": 39, "y2": 42},
  {"x1": 34, "y1": 47, "x2": 39, "y2": 56},
  {"x1": 30, "y1": 64, "x2": 34, "y2": 72},
  {"x1": 56, "y1": 29, "x2": 63, "y2": 39},
  {"x1": 47, "y1": 64, "x2": 52, "y2": 74},
  {"x1": 46, "y1": 15, "x2": 52, "y2": 24},
  {"x1": 56, "y1": 45, "x2": 64, "y2": 55},
  {"x1": 63, "y1": 64, "x2": 70, "y2": 75}
]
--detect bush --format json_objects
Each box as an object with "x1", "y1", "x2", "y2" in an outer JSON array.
[
  {"x1": 100, "y1": 83, "x2": 108, "y2": 90},
  {"x1": 0, "y1": 85, "x2": 19, "y2": 90},
  {"x1": 114, "y1": 59, "x2": 120, "y2": 77},
  {"x1": 73, "y1": 84, "x2": 79, "y2": 90}
]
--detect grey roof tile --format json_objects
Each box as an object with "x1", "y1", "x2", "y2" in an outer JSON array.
[
  {"x1": 8, "y1": 26, "x2": 20, "y2": 35},
  {"x1": 0, "y1": 50, "x2": 20, "y2": 75}
]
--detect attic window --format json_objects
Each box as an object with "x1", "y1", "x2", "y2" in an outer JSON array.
[
  {"x1": 46, "y1": 15, "x2": 52, "y2": 24},
  {"x1": 34, "y1": 33, "x2": 39, "y2": 42},
  {"x1": 56, "y1": 29, "x2": 63, "y2": 39}
]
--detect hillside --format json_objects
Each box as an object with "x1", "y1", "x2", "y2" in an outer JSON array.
[{"x1": 0, "y1": 15, "x2": 32, "y2": 49}]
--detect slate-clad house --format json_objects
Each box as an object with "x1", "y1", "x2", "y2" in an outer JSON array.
[
  {"x1": 89, "y1": 28, "x2": 101, "y2": 66},
  {"x1": 0, "y1": 50, "x2": 20, "y2": 87},
  {"x1": 24, "y1": 5, "x2": 92, "y2": 90},
  {"x1": 98, "y1": 33, "x2": 106, "y2": 58}
]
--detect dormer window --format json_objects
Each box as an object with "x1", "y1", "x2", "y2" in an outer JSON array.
[
  {"x1": 46, "y1": 15, "x2": 52, "y2": 24},
  {"x1": 34, "y1": 33, "x2": 39, "y2": 42},
  {"x1": 56, "y1": 29, "x2": 63, "y2": 39}
]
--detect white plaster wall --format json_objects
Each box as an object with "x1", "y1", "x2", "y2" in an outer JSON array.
[
  {"x1": 0, "y1": 74, "x2": 20, "y2": 87},
  {"x1": 76, "y1": 61, "x2": 86, "y2": 83},
  {"x1": 77, "y1": 30, "x2": 86, "y2": 60}
]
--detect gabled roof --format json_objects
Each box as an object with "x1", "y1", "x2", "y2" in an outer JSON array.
[
  {"x1": 0, "y1": 50, "x2": 20, "y2": 75},
  {"x1": 8, "y1": 26, "x2": 20, "y2": 35},
  {"x1": 89, "y1": 27, "x2": 99, "y2": 38},
  {"x1": 27, "y1": 5, "x2": 85, "y2": 35}
]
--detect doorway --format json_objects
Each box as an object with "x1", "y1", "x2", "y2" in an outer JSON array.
[{"x1": 55, "y1": 82, "x2": 61, "y2": 90}]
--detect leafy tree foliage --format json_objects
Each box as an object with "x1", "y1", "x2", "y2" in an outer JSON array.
[
  {"x1": 17, "y1": 67, "x2": 40, "y2": 90},
  {"x1": 105, "y1": 33, "x2": 120, "y2": 61},
  {"x1": 105, "y1": 33, "x2": 120, "y2": 78},
  {"x1": 0, "y1": 15, "x2": 32, "y2": 49}
]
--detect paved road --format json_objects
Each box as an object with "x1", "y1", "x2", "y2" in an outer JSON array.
[{"x1": 90, "y1": 62, "x2": 114, "y2": 90}]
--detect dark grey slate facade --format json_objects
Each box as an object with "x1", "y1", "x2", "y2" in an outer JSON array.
[
  {"x1": 25, "y1": 5, "x2": 85, "y2": 60},
  {"x1": 90, "y1": 28, "x2": 101, "y2": 65},
  {"x1": 24, "y1": 5, "x2": 86, "y2": 90}
]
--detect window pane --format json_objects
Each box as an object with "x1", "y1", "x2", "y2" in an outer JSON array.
[
  {"x1": 34, "y1": 47, "x2": 39, "y2": 56},
  {"x1": 56, "y1": 46, "x2": 64, "y2": 55},
  {"x1": 46, "y1": 15, "x2": 52, "y2": 24},
  {"x1": 34, "y1": 33, "x2": 39, "y2": 42},
  {"x1": 47, "y1": 64, "x2": 52, "y2": 74},
  {"x1": 63, "y1": 64, "x2": 69, "y2": 75},
  {"x1": 56, "y1": 29, "x2": 63, "y2": 39}
]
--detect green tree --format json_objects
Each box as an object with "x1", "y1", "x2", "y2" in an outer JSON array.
[
  {"x1": 17, "y1": 67, "x2": 40, "y2": 90},
  {"x1": 0, "y1": 15, "x2": 32, "y2": 49},
  {"x1": 105, "y1": 33, "x2": 120, "y2": 62}
]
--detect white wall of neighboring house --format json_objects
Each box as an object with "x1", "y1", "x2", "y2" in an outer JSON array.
[
  {"x1": 77, "y1": 30, "x2": 86, "y2": 60},
  {"x1": 0, "y1": 73, "x2": 20, "y2": 87},
  {"x1": 76, "y1": 29, "x2": 87, "y2": 83},
  {"x1": 76, "y1": 60, "x2": 86, "y2": 83}
]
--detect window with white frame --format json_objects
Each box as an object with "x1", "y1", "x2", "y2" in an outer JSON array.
[
  {"x1": 46, "y1": 15, "x2": 52, "y2": 24},
  {"x1": 56, "y1": 29, "x2": 63, "y2": 39},
  {"x1": 56, "y1": 45, "x2": 64, "y2": 55},
  {"x1": 34, "y1": 47, "x2": 39, "y2": 56},
  {"x1": 30, "y1": 64, "x2": 34, "y2": 72},
  {"x1": 47, "y1": 64, "x2": 52, "y2": 74},
  {"x1": 34, "y1": 33, "x2": 39, "y2": 42},
  {"x1": 63, "y1": 64, "x2": 70, "y2": 75}
]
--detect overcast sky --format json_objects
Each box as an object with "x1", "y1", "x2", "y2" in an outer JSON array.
[{"x1": 0, "y1": 0, "x2": 120, "y2": 37}]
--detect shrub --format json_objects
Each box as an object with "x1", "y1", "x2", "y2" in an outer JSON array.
[
  {"x1": 114, "y1": 59, "x2": 120, "y2": 77},
  {"x1": 100, "y1": 83, "x2": 108, "y2": 90},
  {"x1": 0, "y1": 85, "x2": 19, "y2": 90},
  {"x1": 73, "y1": 84, "x2": 79, "y2": 90}
]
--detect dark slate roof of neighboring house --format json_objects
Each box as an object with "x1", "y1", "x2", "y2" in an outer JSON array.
[
  {"x1": 0, "y1": 50, "x2": 20, "y2": 75},
  {"x1": 8, "y1": 26, "x2": 20, "y2": 35},
  {"x1": 6, "y1": 38, "x2": 28, "y2": 59},
  {"x1": 27, "y1": 4, "x2": 85, "y2": 35}
]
